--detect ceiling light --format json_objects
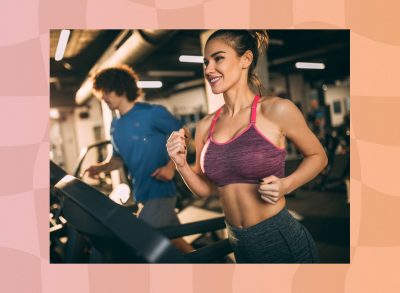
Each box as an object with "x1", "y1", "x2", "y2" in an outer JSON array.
[
  {"x1": 147, "y1": 70, "x2": 195, "y2": 77},
  {"x1": 136, "y1": 81, "x2": 163, "y2": 88},
  {"x1": 295, "y1": 62, "x2": 325, "y2": 70},
  {"x1": 55, "y1": 29, "x2": 71, "y2": 61},
  {"x1": 179, "y1": 55, "x2": 204, "y2": 63},
  {"x1": 269, "y1": 39, "x2": 284, "y2": 46}
]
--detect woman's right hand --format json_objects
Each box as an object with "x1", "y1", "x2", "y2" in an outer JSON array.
[{"x1": 166, "y1": 128, "x2": 187, "y2": 169}]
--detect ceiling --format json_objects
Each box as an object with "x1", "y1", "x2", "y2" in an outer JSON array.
[{"x1": 50, "y1": 29, "x2": 349, "y2": 108}]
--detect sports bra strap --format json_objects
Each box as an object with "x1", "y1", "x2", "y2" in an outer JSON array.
[
  {"x1": 209, "y1": 95, "x2": 259, "y2": 138},
  {"x1": 250, "y1": 95, "x2": 260, "y2": 124},
  {"x1": 209, "y1": 106, "x2": 223, "y2": 138}
]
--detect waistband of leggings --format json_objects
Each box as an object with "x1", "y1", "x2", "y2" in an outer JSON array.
[{"x1": 225, "y1": 206, "x2": 290, "y2": 233}]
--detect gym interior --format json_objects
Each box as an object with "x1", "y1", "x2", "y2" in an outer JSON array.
[{"x1": 50, "y1": 29, "x2": 350, "y2": 263}]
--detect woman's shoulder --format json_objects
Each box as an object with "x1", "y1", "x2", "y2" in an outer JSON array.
[
  {"x1": 259, "y1": 96, "x2": 299, "y2": 118},
  {"x1": 196, "y1": 112, "x2": 215, "y2": 132},
  {"x1": 195, "y1": 109, "x2": 221, "y2": 142}
]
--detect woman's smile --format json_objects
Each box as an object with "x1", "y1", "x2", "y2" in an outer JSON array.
[{"x1": 208, "y1": 75, "x2": 222, "y2": 86}]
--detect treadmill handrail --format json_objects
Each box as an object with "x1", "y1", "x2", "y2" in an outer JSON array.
[
  {"x1": 185, "y1": 239, "x2": 233, "y2": 263},
  {"x1": 55, "y1": 175, "x2": 187, "y2": 263},
  {"x1": 73, "y1": 140, "x2": 111, "y2": 177},
  {"x1": 159, "y1": 216, "x2": 226, "y2": 239}
]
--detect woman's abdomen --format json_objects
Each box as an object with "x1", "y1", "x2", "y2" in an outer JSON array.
[{"x1": 219, "y1": 183, "x2": 286, "y2": 228}]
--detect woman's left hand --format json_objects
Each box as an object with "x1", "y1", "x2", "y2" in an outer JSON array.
[{"x1": 258, "y1": 175, "x2": 287, "y2": 204}]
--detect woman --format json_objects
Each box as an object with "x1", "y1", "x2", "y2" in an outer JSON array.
[{"x1": 166, "y1": 30, "x2": 328, "y2": 263}]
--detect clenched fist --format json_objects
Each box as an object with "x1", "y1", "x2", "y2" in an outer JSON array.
[
  {"x1": 166, "y1": 128, "x2": 187, "y2": 169},
  {"x1": 258, "y1": 175, "x2": 288, "y2": 204}
]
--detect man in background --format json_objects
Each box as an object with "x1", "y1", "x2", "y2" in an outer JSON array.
[{"x1": 84, "y1": 64, "x2": 192, "y2": 253}]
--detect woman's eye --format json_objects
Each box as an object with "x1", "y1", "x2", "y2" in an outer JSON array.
[{"x1": 215, "y1": 56, "x2": 223, "y2": 62}]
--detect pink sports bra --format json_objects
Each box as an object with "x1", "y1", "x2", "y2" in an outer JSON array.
[{"x1": 200, "y1": 95, "x2": 286, "y2": 187}]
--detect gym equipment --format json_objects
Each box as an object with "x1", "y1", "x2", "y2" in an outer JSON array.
[
  {"x1": 50, "y1": 161, "x2": 70, "y2": 262},
  {"x1": 55, "y1": 175, "x2": 186, "y2": 263},
  {"x1": 73, "y1": 141, "x2": 194, "y2": 211},
  {"x1": 73, "y1": 140, "x2": 138, "y2": 212},
  {"x1": 319, "y1": 113, "x2": 350, "y2": 191},
  {"x1": 73, "y1": 140, "x2": 111, "y2": 178},
  {"x1": 50, "y1": 161, "x2": 232, "y2": 263}
]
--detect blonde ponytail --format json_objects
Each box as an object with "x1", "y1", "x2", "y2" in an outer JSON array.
[
  {"x1": 247, "y1": 30, "x2": 269, "y2": 51},
  {"x1": 250, "y1": 72, "x2": 263, "y2": 96}
]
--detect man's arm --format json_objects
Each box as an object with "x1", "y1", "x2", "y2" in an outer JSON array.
[{"x1": 82, "y1": 156, "x2": 124, "y2": 178}]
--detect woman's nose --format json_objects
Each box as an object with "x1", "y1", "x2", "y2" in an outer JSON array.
[{"x1": 204, "y1": 63, "x2": 215, "y2": 75}]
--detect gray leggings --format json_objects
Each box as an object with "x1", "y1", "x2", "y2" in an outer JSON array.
[{"x1": 225, "y1": 207, "x2": 319, "y2": 263}]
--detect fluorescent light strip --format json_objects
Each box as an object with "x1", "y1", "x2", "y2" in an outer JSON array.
[
  {"x1": 179, "y1": 55, "x2": 204, "y2": 63},
  {"x1": 136, "y1": 81, "x2": 163, "y2": 88},
  {"x1": 55, "y1": 29, "x2": 71, "y2": 61},
  {"x1": 147, "y1": 70, "x2": 195, "y2": 77},
  {"x1": 295, "y1": 62, "x2": 325, "y2": 70}
]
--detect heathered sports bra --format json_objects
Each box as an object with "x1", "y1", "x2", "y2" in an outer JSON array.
[{"x1": 200, "y1": 95, "x2": 286, "y2": 187}]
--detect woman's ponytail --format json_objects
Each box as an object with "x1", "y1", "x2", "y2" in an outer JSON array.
[
  {"x1": 247, "y1": 30, "x2": 269, "y2": 96},
  {"x1": 247, "y1": 30, "x2": 269, "y2": 52}
]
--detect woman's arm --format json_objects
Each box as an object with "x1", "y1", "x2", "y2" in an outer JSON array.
[
  {"x1": 271, "y1": 98, "x2": 328, "y2": 194},
  {"x1": 167, "y1": 116, "x2": 217, "y2": 198},
  {"x1": 152, "y1": 126, "x2": 192, "y2": 182}
]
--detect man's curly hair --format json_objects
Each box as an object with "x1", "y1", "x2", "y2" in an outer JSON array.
[{"x1": 92, "y1": 64, "x2": 142, "y2": 101}]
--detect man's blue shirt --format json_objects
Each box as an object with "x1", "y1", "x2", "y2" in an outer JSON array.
[{"x1": 110, "y1": 102, "x2": 182, "y2": 202}]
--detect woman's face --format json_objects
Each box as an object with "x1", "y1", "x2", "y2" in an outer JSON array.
[{"x1": 204, "y1": 38, "x2": 245, "y2": 94}]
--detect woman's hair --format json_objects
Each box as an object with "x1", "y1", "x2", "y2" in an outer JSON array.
[
  {"x1": 92, "y1": 64, "x2": 142, "y2": 101},
  {"x1": 206, "y1": 30, "x2": 269, "y2": 96}
]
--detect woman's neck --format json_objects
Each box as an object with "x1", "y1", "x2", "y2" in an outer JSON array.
[{"x1": 222, "y1": 86, "x2": 256, "y2": 117}]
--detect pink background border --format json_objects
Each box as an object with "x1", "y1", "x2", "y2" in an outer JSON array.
[{"x1": 1, "y1": 0, "x2": 400, "y2": 292}]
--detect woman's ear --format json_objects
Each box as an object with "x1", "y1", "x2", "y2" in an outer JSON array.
[{"x1": 242, "y1": 50, "x2": 254, "y2": 69}]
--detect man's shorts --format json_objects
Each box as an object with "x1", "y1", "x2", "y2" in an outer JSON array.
[{"x1": 138, "y1": 196, "x2": 180, "y2": 228}]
